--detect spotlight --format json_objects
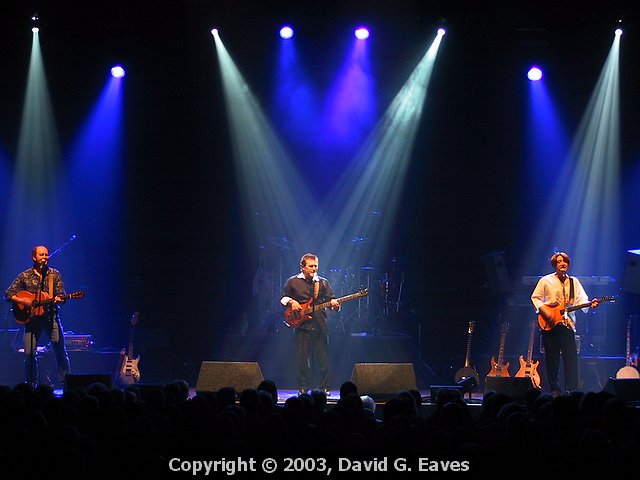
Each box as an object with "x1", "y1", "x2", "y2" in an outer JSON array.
[
  {"x1": 527, "y1": 65, "x2": 543, "y2": 81},
  {"x1": 31, "y1": 12, "x2": 40, "y2": 32},
  {"x1": 210, "y1": 28, "x2": 219, "y2": 37},
  {"x1": 437, "y1": 27, "x2": 446, "y2": 36},
  {"x1": 279, "y1": 25, "x2": 294, "y2": 39},
  {"x1": 614, "y1": 18, "x2": 623, "y2": 36},
  {"x1": 354, "y1": 26, "x2": 369, "y2": 40},
  {"x1": 110, "y1": 65, "x2": 125, "y2": 78}
]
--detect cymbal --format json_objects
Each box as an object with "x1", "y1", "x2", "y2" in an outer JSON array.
[{"x1": 267, "y1": 235, "x2": 296, "y2": 250}]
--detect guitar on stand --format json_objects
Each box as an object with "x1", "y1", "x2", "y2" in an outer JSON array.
[
  {"x1": 116, "y1": 311, "x2": 141, "y2": 385},
  {"x1": 487, "y1": 321, "x2": 511, "y2": 378},
  {"x1": 454, "y1": 321, "x2": 480, "y2": 395},
  {"x1": 616, "y1": 316, "x2": 639, "y2": 379},
  {"x1": 515, "y1": 321, "x2": 542, "y2": 389}
]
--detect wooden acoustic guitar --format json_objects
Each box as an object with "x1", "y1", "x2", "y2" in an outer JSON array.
[
  {"x1": 454, "y1": 320, "x2": 480, "y2": 390},
  {"x1": 284, "y1": 289, "x2": 368, "y2": 328},
  {"x1": 487, "y1": 322, "x2": 510, "y2": 378},
  {"x1": 537, "y1": 296, "x2": 616, "y2": 332},
  {"x1": 117, "y1": 311, "x2": 141, "y2": 385},
  {"x1": 515, "y1": 321, "x2": 542, "y2": 389},
  {"x1": 12, "y1": 290, "x2": 85, "y2": 324},
  {"x1": 616, "y1": 317, "x2": 639, "y2": 379}
]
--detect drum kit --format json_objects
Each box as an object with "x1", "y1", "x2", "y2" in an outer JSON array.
[{"x1": 322, "y1": 240, "x2": 405, "y2": 335}]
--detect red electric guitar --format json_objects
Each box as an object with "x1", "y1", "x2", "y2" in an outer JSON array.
[{"x1": 284, "y1": 289, "x2": 368, "y2": 328}]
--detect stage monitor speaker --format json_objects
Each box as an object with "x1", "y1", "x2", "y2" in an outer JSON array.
[
  {"x1": 65, "y1": 373, "x2": 113, "y2": 392},
  {"x1": 484, "y1": 377, "x2": 533, "y2": 401},
  {"x1": 622, "y1": 250, "x2": 640, "y2": 296},
  {"x1": 603, "y1": 378, "x2": 640, "y2": 402},
  {"x1": 350, "y1": 362, "x2": 417, "y2": 398},
  {"x1": 481, "y1": 251, "x2": 512, "y2": 296},
  {"x1": 195, "y1": 361, "x2": 264, "y2": 393}
]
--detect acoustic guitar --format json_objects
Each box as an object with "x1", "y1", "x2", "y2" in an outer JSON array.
[
  {"x1": 487, "y1": 322, "x2": 510, "y2": 378},
  {"x1": 537, "y1": 296, "x2": 616, "y2": 332},
  {"x1": 515, "y1": 321, "x2": 542, "y2": 389},
  {"x1": 12, "y1": 290, "x2": 85, "y2": 324},
  {"x1": 117, "y1": 311, "x2": 141, "y2": 385},
  {"x1": 616, "y1": 317, "x2": 639, "y2": 379},
  {"x1": 284, "y1": 289, "x2": 368, "y2": 328},
  {"x1": 454, "y1": 321, "x2": 480, "y2": 390}
]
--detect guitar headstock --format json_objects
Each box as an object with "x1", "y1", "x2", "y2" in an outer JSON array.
[
  {"x1": 359, "y1": 288, "x2": 369, "y2": 296},
  {"x1": 468, "y1": 321, "x2": 475, "y2": 334},
  {"x1": 69, "y1": 291, "x2": 85, "y2": 299},
  {"x1": 500, "y1": 321, "x2": 510, "y2": 334},
  {"x1": 131, "y1": 311, "x2": 140, "y2": 326}
]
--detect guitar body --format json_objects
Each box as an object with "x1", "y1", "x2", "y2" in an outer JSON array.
[
  {"x1": 615, "y1": 365, "x2": 640, "y2": 379},
  {"x1": 119, "y1": 352, "x2": 141, "y2": 384},
  {"x1": 284, "y1": 297, "x2": 314, "y2": 328},
  {"x1": 454, "y1": 366, "x2": 480, "y2": 386},
  {"x1": 13, "y1": 290, "x2": 85, "y2": 324},
  {"x1": 487, "y1": 357, "x2": 510, "y2": 377},
  {"x1": 117, "y1": 311, "x2": 141, "y2": 385},
  {"x1": 515, "y1": 355, "x2": 541, "y2": 388},
  {"x1": 537, "y1": 302, "x2": 573, "y2": 331}
]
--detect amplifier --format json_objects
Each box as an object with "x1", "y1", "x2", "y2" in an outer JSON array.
[{"x1": 65, "y1": 334, "x2": 93, "y2": 351}]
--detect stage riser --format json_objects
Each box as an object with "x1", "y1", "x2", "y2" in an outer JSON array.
[
  {"x1": 0, "y1": 352, "x2": 121, "y2": 386},
  {"x1": 475, "y1": 354, "x2": 627, "y2": 392},
  {"x1": 214, "y1": 334, "x2": 416, "y2": 390}
]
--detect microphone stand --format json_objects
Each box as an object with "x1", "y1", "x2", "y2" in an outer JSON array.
[
  {"x1": 27, "y1": 263, "x2": 46, "y2": 387},
  {"x1": 49, "y1": 234, "x2": 77, "y2": 259}
]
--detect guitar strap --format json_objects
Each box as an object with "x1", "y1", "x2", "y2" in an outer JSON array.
[
  {"x1": 313, "y1": 280, "x2": 319, "y2": 299},
  {"x1": 48, "y1": 272, "x2": 54, "y2": 297},
  {"x1": 569, "y1": 277, "x2": 574, "y2": 303}
]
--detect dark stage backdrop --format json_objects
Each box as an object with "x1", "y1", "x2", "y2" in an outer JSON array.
[{"x1": 1, "y1": 1, "x2": 639, "y2": 386}]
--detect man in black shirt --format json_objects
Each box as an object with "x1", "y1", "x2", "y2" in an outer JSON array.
[{"x1": 281, "y1": 253, "x2": 340, "y2": 395}]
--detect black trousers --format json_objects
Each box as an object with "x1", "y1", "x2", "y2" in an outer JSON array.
[
  {"x1": 295, "y1": 327, "x2": 330, "y2": 390},
  {"x1": 542, "y1": 324, "x2": 578, "y2": 393}
]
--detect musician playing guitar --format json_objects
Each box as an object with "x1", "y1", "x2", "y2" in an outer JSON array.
[
  {"x1": 531, "y1": 251, "x2": 600, "y2": 395},
  {"x1": 281, "y1": 253, "x2": 340, "y2": 396},
  {"x1": 5, "y1": 245, "x2": 72, "y2": 387}
]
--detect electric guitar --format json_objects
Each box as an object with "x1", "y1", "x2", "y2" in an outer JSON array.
[
  {"x1": 537, "y1": 296, "x2": 616, "y2": 332},
  {"x1": 117, "y1": 311, "x2": 141, "y2": 385},
  {"x1": 284, "y1": 289, "x2": 368, "y2": 328},
  {"x1": 487, "y1": 322, "x2": 511, "y2": 377},
  {"x1": 454, "y1": 321, "x2": 480, "y2": 390},
  {"x1": 12, "y1": 290, "x2": 85, "y2": 324},
  {"x1": 616, "y1": 317, "x2": 639, "y2": 379},
  {"x1": 515, "y1": 321, "x2": 542, "y2": 388}
]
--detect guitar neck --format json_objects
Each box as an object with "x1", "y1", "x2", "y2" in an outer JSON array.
[
  {"x1": 464, "y1": 323, "x2": 474, "y2": 368},
  {"x1": 128, "y1": 328, "x2": 135, "y2": 358},
  {"x1": 497, "y1": 333, "x2": 506, "y2": 364},
  {"x1": 306, "y1": 291, "x2": 365, "y2": 313},
  {"x1": 527, "y1": 323, "x2": 535, "y2": 362}
]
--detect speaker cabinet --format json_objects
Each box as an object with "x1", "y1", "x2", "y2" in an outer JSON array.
[
  {"x1": 603, "y1": 378, "x2": 640, "y2": 402},
  {"x1": 623, "y1": 250, "x2": 640, "y2": 296},
  {"x1": 65, "y1": 373, "x2": 113, "y2": 392},
  {"x1": 481, "y1": 251, "x2": 512, "y2": 296},
  {"x1": 195, "y1": 361, "x2": 264, "y2": 393},
  {"x1": 350, "y1": 362, "x2": 417, "y2": 398},
  {"x1": 484, "y1": 377, "x2": 533, "y2": 401}
]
